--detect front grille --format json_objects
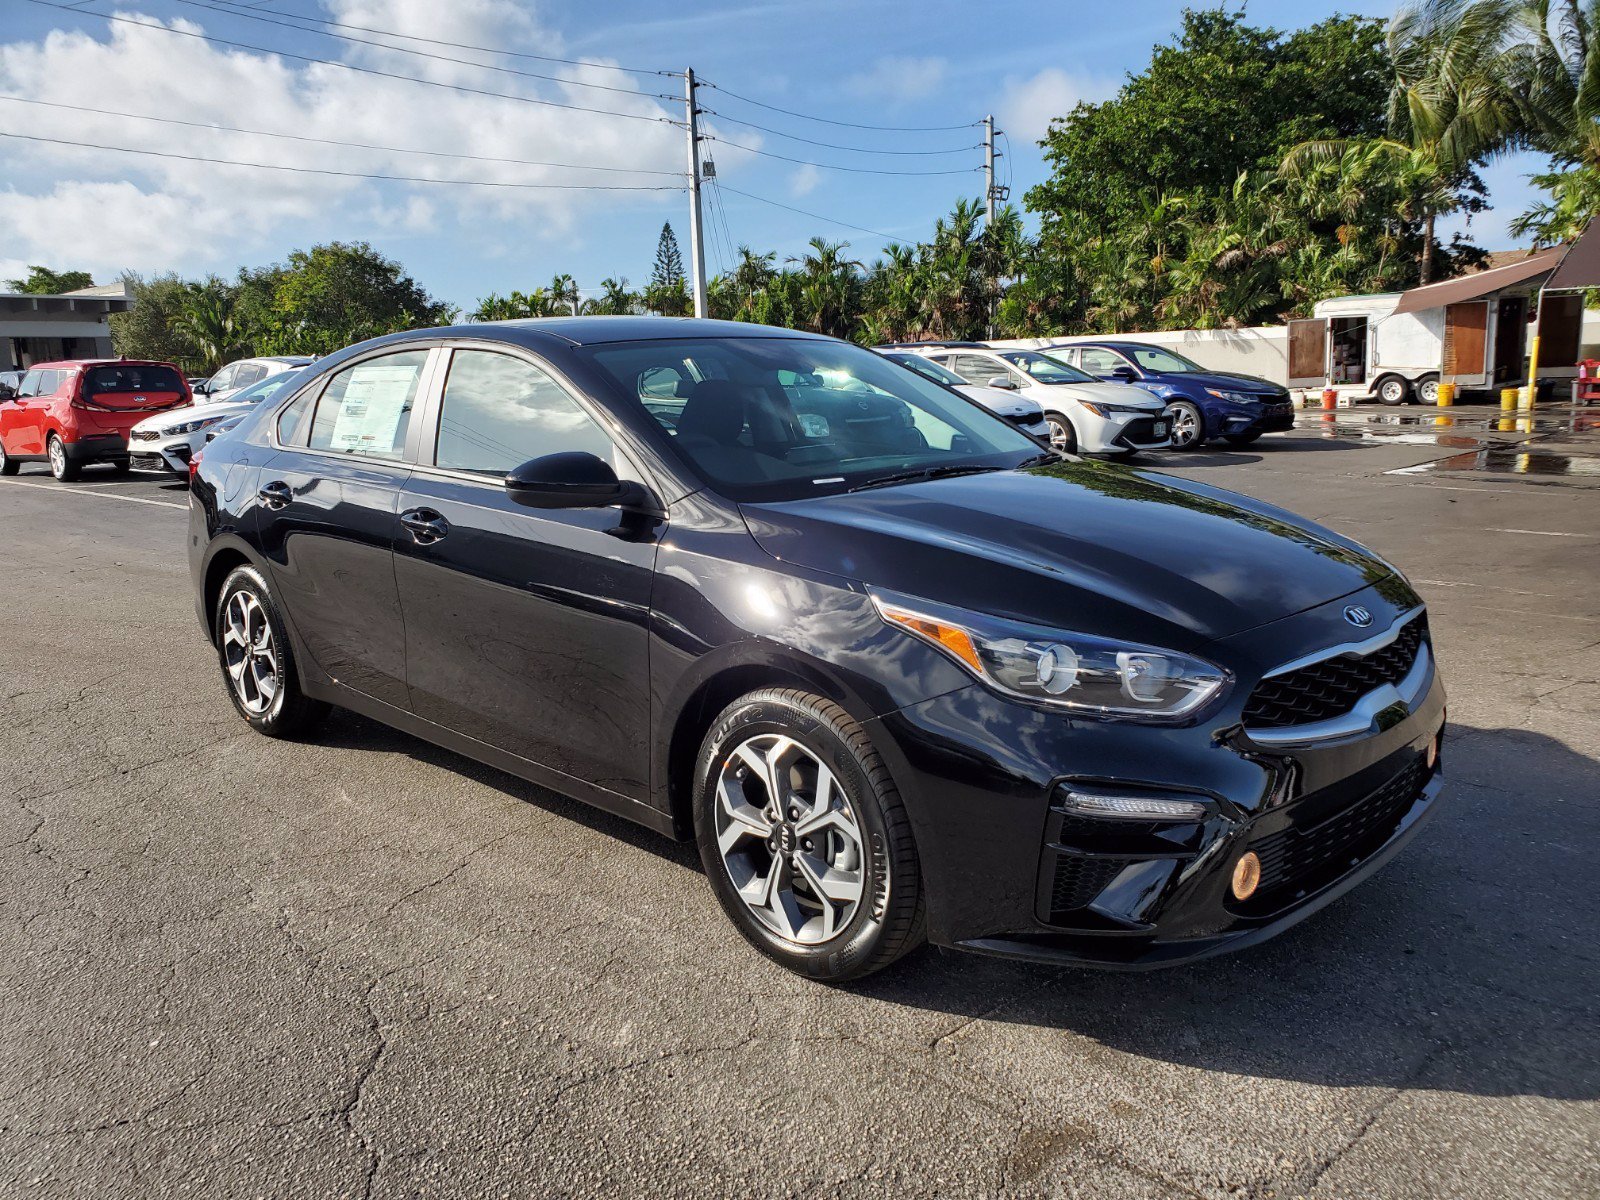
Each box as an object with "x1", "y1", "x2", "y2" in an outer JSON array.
[
  {"x1": 130, "y1": 429, "x2": 159, "y2": 442},
  {"x1": 1244, "y1": 615, "x2": 1428, "y2": 729},
  {"x1": 1048, "y1": 853, "x2": 1134, "y2": 916},
  {"x1": 130, "y1": 454, "x2": 167, "y2": 471},
  {"x1": 1118, "y1": 416, "x2": 1166, "y2": 445},
  {"x1": 1005, "y1": 412, "x2": 1042, "y2": 428},
  {"x1": 1244, "y1": 757, "x2": 1427, "y2": 905}
]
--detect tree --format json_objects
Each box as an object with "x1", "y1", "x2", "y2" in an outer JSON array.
[
  {"x1": 110, "y1": 273, "x2": 204, "y2": 371},
  {"x1": 179, "y1": 280, "x2": 258, "y2": 373},
  {"x1": 1503, "y1": 0, "x2": 1600, "y2": 242},
  {"x1": 250, "y1": 242, "x2": 455, "y2": 354},
  {"x1": 646, "y1": 223, "x2": 690, "y2": 316},
  {"x1": 7, "y1": 266, "x2": 94, "y2": 294},
  {"x1": 588, "y1": 277, "x2": 639, "y2": 315}
]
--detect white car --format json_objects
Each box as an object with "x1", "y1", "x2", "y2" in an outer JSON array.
[
  {"x1": 128, "y1": 368, "x2": 307, "y2": 475},
  {"x1": 878, "y1": 350, "x2": 1051, "y2": 441},
  {"x1": 193, "y1": 355, "x2": 313, "y2": 404},
  {"x1": 898, "y1": 343, "x2": 1172, "y2": 455}
]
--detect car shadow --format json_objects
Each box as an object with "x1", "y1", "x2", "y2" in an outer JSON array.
[{"x1": 309, "y1": 705, "x2": 1599, "y2": 1100}]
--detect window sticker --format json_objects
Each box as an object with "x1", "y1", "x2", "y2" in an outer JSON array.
[{"x1": 329, "y1": 363, "x2": 417, "y2": 455}]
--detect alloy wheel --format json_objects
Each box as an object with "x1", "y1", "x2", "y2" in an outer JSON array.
[
  {"x1": 1168, "y1": 403, "x2": 1201, "y2": 448},
  {"x1": 1046, "y1": 415, "x2": 1075, "y2": 453},
  {"x1": 48, "y1": 438, "x2": 66, "y2": 478},
  {"x1": 713, "y1": 733, "x2": 867, "y2": 945},
  {"x1": 222, "y1": 590, "x2": 279, "y2": 715}
]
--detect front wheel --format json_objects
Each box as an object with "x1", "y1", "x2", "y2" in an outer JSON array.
[
  {"x1": 1416, "y1": 376, "x2": 1440, "y2": 405},
  {"x1": 214, "y1": 564, "x2": 329, "y2": 738},
  {"x1": 1166, "y1": 401, "x2": 1205, "y2": 450},
  {"x1": 0, "y1": 439, "x2": 17, "y2": 476},
  {"x1": 1377, "y1": 376, "x2": 1411, "y2": 406},
  {"x1": 694, "y1": 688, "x2": 924, "y2": 982},
  {"x1": 1043, "y1": 412, "x2": 1077, "y2": 454},
  {"x1": 47, "y1": 434, "x2": 80, "y2": 481}
]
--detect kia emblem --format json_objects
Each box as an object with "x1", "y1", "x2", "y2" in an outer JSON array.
[{"x1": 1344, "y1": 605, "x2": 1373, "y2": 628}]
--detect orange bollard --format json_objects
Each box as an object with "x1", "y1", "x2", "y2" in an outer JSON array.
[{"x1": 1321, "y1": 388, "x2": 1338, "y2": 411}]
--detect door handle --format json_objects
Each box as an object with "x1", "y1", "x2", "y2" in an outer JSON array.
[
  {"x1": 400, "y1": 507, "x2": 449, "y2": 544},
  {"x1": 257, "y1": 480, "x2": 292, "y2": 509}
]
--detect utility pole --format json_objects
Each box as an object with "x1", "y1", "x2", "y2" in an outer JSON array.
[
  {"x1": 684, "y1": 68, "x2": 708, "y2": 319},
  {"x1": 983, "y1": 114, "x2": 996, "y2": 228}
]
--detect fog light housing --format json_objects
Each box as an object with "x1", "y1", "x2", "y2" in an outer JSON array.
[
  {"x1": 1231, "y1": 851, "x2": 1261, "y2": 901},
  {"x1": 1062, "y1": 790, "x2": 1207, "y2": 821}
]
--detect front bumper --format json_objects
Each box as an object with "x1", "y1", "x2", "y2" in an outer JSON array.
[
  {"x1": 1080, "y1": 410, "x2": 1173, "y2": 453},
  {"x1": 128, "y1": 431, "x2": 198, "y2": 474},
  {"x1": 866, "y1": 581, "x2": 1446, "y2": 969},
  {"x1": 1220, "y1": 400, "x2": 1295, "y2": 437}
]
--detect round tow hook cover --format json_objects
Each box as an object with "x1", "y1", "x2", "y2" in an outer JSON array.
[{"x1": 1231, "y1": 852, "x2": 1262, "y2": 901}]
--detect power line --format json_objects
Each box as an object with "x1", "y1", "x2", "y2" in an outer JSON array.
[
  {"x1": 163, "y1": 0, "x2": 677, "y2": 101},
  {"x1": 0, "y1": 131, "x2": 683, "y2": 190},
  {"x1": 705, "y1": 135, "x2": 982, "y2": 177},
  {"x1": 200, "y1": 0, "x2": 669, "y2": 76},
  {"x1": 698, "y1": 107, "x2": 981, "y2": 156},
  {"x1": 0, "y1": 95, "x2": 685, "y2": 177},
  {"x1": 699, "y1": 79, "x2": 980, "y2": 133},
  {"x1": 22, "y1": 0, "x2": 684, "y2": 128},
  {"x1": 714, "y1": 184, "x2": 903, "y2": 242}
]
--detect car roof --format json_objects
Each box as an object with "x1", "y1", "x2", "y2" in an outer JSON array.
[
  {"x1": 874, "y1": 341, "x2": 987, "y2": 351},
  {"x1": 363, "y1": 316, "x2": 837, "y2": 352},
  {"x1": 25, "y1": 359, "x2": 180, "y2": 370},
  {"x1": 1069, "y1": 340, "x2": 1161, "y2": 352}
]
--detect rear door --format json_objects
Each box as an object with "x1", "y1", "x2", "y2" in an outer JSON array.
[
  {"x1": 1287, "y1": 318, "x2": 1327, "y2": 388},
  {"x1": 393, "y1": 344, "x2": 660, "y2": 803},
  {"x1": 1442, "y1": 301, "x2": 1490, "y2": 385},
  {"x1": 255, "y1": 346, "x2": 438, "y2": 711}
]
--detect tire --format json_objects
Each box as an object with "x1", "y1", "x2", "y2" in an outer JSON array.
[
  {"x1": 1043, "y1": 412, "x2": 1077, "y2": 454},
  {"x1": 693, "y1": 688, "x2": 925, "y2": 982},
  {"x1": 214, "y1": 564, "x2": 329, "y2": 738},
  {"x1": 1377, "y1": 376, "x2": 1411, "y2": 406},
  {"x1": 1224, "y1": 431, "x2": 1262, "y2": 446},
  {"x1": 1416, "y1": 376, "x2": 1440, "y2": 405},
  {"x1": 47, "y1": 434, "x2": 80, "y2": 481},
  {"x1": 1166, "y1": 400, "x2": 1206, "y2": 450},
  {"x1": 0, "y1": 439, "x2": 17, "y2": 477}
]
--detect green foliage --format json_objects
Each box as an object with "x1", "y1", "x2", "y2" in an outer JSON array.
[
  {"x1": 647, "y1": 223, "x2": 690, "y2": 316},
  {"x1": 110, "y1": 273, "x2": 202, "y2": 372},
  {"x1": 6, "y1": 266, "x2": 94, "y2": 294}
]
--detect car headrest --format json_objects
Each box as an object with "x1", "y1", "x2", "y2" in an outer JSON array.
[{"x1": 677, "y1": 380, "x2": 746, "y2": 445}]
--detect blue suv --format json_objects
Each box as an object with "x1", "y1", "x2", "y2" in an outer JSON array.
[{"x1": 1055, "y1": 341, "x2": 1295, "y2": 450}]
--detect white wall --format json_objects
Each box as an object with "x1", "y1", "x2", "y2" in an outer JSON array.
[{"x1": 992, "y1": 327, "x2": 1291, "y2": 384}]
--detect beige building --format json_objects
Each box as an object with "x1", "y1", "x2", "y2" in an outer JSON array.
[{"x1": 0, "y1": 282, "x2": 132, "y2": 370}]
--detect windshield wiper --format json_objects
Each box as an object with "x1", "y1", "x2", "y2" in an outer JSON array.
[
  {"x1": 1014, "y1": 452, "x2": 1062, "y2": 468},
  {"x1": 845, "y1": 464, "x2": 1007, "y2": 493}
]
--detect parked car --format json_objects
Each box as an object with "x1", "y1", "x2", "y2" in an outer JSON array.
[
  {"x1": 194, "y1": 356, "x2": 313, "y2": 404},
  {"x1": 0, "y1": 370, "x2": 23, "y2": 400},
  {"x1": 1053, "y1": 341, "x2": 1295, "y2": 450},
  {"x1": 191, "y1": 318, "x2": 1445, "y2": 982},
  {"x1": 0, "y1": 359, "x2": 190, "y2": 480},
  {"x1": 885, "y1": 342, "x2": 1171, "y2": 456},
  {"x1": 130, "y1": 367, "x2": 309, "y2": 476},
  {"x1": 877, "y1": 350, "x2": 1050, "y2": 440}
]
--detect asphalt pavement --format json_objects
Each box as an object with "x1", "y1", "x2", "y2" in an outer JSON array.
[{"x1": 1, "y1": 403, "x2": 1597, "y2": 1198}]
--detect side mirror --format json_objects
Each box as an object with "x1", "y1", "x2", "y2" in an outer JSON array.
[
  {"x1": 987, "y1": 375, "x2": 1020, "y2": 391},
  {"x1": 1109, "y1": 365, "x2": 1138, "y2": 383},
  {"x1": 504, "y1": 451, "x2": 651, "y2": 511}
]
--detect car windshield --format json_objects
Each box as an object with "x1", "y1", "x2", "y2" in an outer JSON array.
[
  {"x1": 227, "y1": 370, "x2": 303, "y2": 407},
  {"x1": 583, "y1": 337, "x2": 1043, "y2": 502},
  {"x1": 1126, "y1": 346, "x2": 1205, "y2": 373},
  {"x1": 998, "y1": 351, "x2": 1096, "y2": 384},
  {"x1": 884, "y1": 353, "x2": 967, "y2": 388}
]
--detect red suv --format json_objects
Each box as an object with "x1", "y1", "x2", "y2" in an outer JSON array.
[{"x1": 0, "y1": 359, "x2": 191, "y2": 480}]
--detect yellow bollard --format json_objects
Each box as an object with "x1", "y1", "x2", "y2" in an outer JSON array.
[
  {"x1": 1436, "y1": 382, "x2": 1456, "y2": 407},
  {"x1": 1501, "y1": 387, "x2": 1519, "y2": 411},
  {"x1": 1499, "y1": 416, "x2": 1516, "y2": 432}
]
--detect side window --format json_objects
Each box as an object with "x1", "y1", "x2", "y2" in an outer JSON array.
[
  {"x1": 233, "y1": 363, "x2": 268, "y2": 389},
  {"x1": 435, "y1": 349, "x2": 613, "y2": 475},
  {"x1": 1054, "y1": 348, "x2": 1080, "y2": 366},
  {"x1": 307, "y1": 349, "x2": 429, "y2": 460},
  {"x1": 207, "y1": 365, "x2": 236, "y2": 393},
  {"x1": 1078, "y1": 349, "x2": 1126, "y2": 375},
  {"x1": 38, "y1": 370, "x2": 62, "y2": 396},
  {"x1": 18, "y1": 371, "x2": 41, "y2": 397},
  {"x1": 949, "y1": 355, "x2": 1006, "y2": 387},
  {"x1": 276, "y1": 385, "x2": 317, "y2": 445}
]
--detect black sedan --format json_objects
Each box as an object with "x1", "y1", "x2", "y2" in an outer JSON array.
[{"x1": 188, "y1": 318, "x2": 1445, "y2": 981}]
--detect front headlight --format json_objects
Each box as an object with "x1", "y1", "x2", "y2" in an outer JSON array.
[
  {"x1": 870, "y1": 589, "x2": 1229, "y2": 721},
  {"x1": 163, "y1": 416, "x2": 224, "y2": 436},
  {"x1": 1204, "y1": 388, "x2": 1257, "y2": 405}
]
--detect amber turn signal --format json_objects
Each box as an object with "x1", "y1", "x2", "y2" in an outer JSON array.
[
  {"x1": 1426, "y1": 734, "x2": 1439, "y2": 771},
  {"x1": 1231, "y1": 852, "x2": 1262, "y2": 901}
]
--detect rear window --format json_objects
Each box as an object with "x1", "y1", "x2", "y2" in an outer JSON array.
[{"x1": 83, "y1": 365, "x2": 185, "y2": 396}]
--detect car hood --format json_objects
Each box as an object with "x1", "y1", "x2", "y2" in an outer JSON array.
[
  {"x1": 1038, "y1": 380, "x2": 1167, "y2": 409},
  {"x1": 740, "y1": 460, "x2": 1392, "y2": 650},
  {"x1": 956, "y1": 385, "x2": 1043, "y2": 419},
  {"x1": 132, "y1": 399, "x2": 253, "y2": 433},
  {"x1": 1162, "y1": 370, "x2": 1285, "y2": 395}
]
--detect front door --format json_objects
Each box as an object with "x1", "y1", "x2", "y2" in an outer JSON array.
[
  {"x1": 394, "y1": 346, "x2": 659, "y2": 803},
  {"x1": 254, "y1": 346, "x2": 436, "y2": 711}
]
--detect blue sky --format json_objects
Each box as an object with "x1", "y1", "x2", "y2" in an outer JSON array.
[{"x1": 0, "y1": 0, "x2": 1548, "y2": 310}]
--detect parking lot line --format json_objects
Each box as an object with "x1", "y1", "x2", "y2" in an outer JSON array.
[{"x1": 0, "y1": 477, "x2": 187, "y2": 510}]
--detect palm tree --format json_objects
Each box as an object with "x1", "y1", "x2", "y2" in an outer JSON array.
[
  {"x1": 179, "y1": 285, "x2": 254, "y2": 372},
  {"x1": 787, "y1": 238, "x2": 862, "y2": 338},
  {"x1": 1283, "y1": 0, "x2": 1516, "y2": 282},
  {"x1": 1502, "y1": 0, "x2": 1600, "y2": 240}
]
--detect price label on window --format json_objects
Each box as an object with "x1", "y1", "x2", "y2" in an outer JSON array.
[{"x1": 330, "y1": 363, "x2": 417, "y2": 455}]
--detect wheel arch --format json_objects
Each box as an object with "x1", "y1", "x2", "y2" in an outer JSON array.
[{"x1": 199, "y1": 540, "x2": 261, "y2": 646}]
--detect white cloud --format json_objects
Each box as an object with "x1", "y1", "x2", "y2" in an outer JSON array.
[
  {"x1": 789, "y1": 163, "x2": 821, "y2": 198},
  {"x1": 999, "y1": 67, "x2": 1116, "y2": 144},
  {"x1": 0, "y1": 2, "x2": 691, "y2": 279},
  {"x1": 846, "y1": 56, "x2": 948, "y2": 104}
]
